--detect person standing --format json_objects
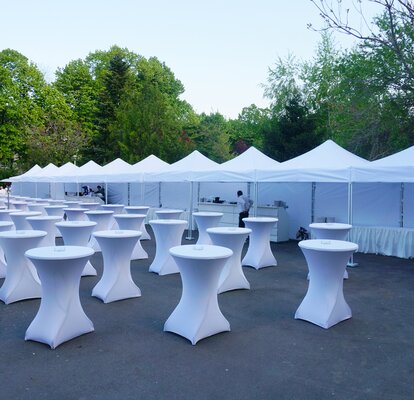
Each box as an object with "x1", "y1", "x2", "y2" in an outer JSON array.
[{"x1": 237, "y1": 190, "x2": 252, "y2": 228}]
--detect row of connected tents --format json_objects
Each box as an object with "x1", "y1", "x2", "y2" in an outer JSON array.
[{"x1": 5, "y1": 140, "x2": 414, "y2": 258}]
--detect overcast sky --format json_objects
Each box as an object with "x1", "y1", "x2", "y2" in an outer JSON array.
[{"x1": 0, "y1": 0, "x2": 381, "y2": 118}]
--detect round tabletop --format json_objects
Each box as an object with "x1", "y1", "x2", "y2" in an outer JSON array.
[
  {"x1": 299, "y1": 239, "x2": 358, "y2": 252},
  {"x1": 193, "y1": 212, "x2": 224, "y2": 217},
  {"x1": 25, "y1": 245, "x2": 94, "y2": 260},
  {"x1": 0, "y1": 229, "x2": 47, "y2": 239},
  {"x1": 149, "y1": 219, "x2": 187, "y2": 226},
  {"x1": 64, "y1": 207, "x2": 89, "y2": 212},
  {"x1": 10, "y1": 211, "x2": 42, "y2": 217},
  {"x1": 243, "y1": 217, "x2": 278, "y2": 223},
  {"x1": 155, "y1": 209, "x2": 183, "y2": 214},
  {"x1": 0, "y1": 221, "x2": 14, "y2": 228},
  {"x1": 114, "y1": 213, "x2": 146, "y2": 219},
  {"x1": 170, "y1": 244, "x2": 233, "y2": 260},
  {"x1": 84, "y1": 210, "x2": 114, "y2": 215},
  {"x1": 309, "y1": 223, "x2": 352, "y2": 230},
  {"x1": 26, "y1": 216, "x2": 62, "y2": 221},
  {"x1": 44, "y1": 205, "x2": 66, "y2": 209},
  {"x1": 56, "y1": 221, "x2": 97, "y2": 228},
  {"x1": 101, "y1": 204, "x2": 124, "y2": 211},
  {"x1": 125, "y1": 206, "x2": 149, "y2": 211},
  {"x1": 207, "y1": 227, "x2": 251, "y2": 235},
  {"x1": 93, "y1": 229, "x2": 141, "y2": 239}
]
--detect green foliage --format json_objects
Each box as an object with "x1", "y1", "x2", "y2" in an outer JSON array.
[
  {"x1": 0, "y1": 49, "x2": 72, "y2": 171},
  {"x1": 263, "y1": 94, "x2": 323, "y2": 161},
  {"x1": 190, "y1": 112, "x2": 232, "y2": 163},
  {"x1": 24, "y1": 120, "x2": 88, "y2": 168},
  {"x1": 227, "y1": 105, "x2": 269, "y2": 153}
]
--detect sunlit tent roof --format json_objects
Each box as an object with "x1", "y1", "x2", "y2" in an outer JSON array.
[
  {"x1": 21, "y1": 163, "x2": 60, "y2": 182},
  {"x1": 145, "y1": 150, "x2": 218, "y2": 182},
  {"x1": 371, "y1": 145, "x2": 414, "y2": 166},
  {"x1": 132, "y1": 155, "x2": 169, "y2": 172},
  {"x1": 352, "y1": 145, "x2": 414, "y2": 182},
  {"x1": 258, "y1": 140, "x2": 369, "y2": 182},
  {"x1": 194, "y1": 146, "x2": 279, "y2": 182},
  {"x1": 221, "y1": 146, "x2": 280, "y2": 169},
  {"x1": 5, "y1": 164, "x2": 42, "y2": 182}
]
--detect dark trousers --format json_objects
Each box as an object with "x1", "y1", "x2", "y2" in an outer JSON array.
[{"x1": 239, "y1": 211, "x2": 249, "y2": 228}]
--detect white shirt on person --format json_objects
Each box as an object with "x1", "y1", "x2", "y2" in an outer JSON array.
[{"x1": 237, "y1": 195, "x2": 250, "y2": 213}]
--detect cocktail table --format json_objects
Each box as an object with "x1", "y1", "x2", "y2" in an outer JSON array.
[
  {"x1": 242, "y1": 217, "x2": 277, "y2": 269},
  {"x1": 92, "y1": 230, "x2": 141, "y2": 303},
  {"x1": 295, "y1": 239, "x2": 358, "y2": 329},
  {"x1": 164, "y1": 244, "x2": 233, "y2": 345},
  {"x1": 25, "y1": 245, "x2": 95, "y2": 348}
]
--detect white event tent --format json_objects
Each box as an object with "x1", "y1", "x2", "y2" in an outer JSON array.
[{"x1": 6, "y1": 140, "x2": 414, "y2": 257}]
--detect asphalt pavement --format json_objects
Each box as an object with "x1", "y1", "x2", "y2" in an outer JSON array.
[{"x1": 0, "y1": 229, "x2": 413, "y2": 400}]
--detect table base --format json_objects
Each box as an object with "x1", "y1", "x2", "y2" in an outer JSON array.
[
  {"x1": 131, "y1": 242, "x2": 148, "y2": 260},
  {"x1": 82, "y1": 261, "x2": 97, "y2": 276},
  {"x1": 164, "y1": 254, "x2": 230, "y2": 345},
  {"x1": 92, "y1": 276, "x2": 141, "y2": 303},
  {"x1": 242, "y1": 246, "x2": 277, "y2": 270},
  {"x1": 25, "y1": 256, "x2": 94, "y2": 348},
  {"x1": 295, "y1": 250, "x2": 352, "y2": 329},
  {"x1": 0, "y1": 264, "x2": 41, "y2": 304}
]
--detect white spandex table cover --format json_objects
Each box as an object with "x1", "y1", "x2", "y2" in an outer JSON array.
[
  {"x1": 44, "y1": 205, "x2": 66, "y2": 238},
  {"x1": 0, "y1": 221, "x2": 14, "y2": 278},
  {"x1": 10, "y1": 211, "x2": 42, "y2": 230},
  {"x1": 242, "y1": 217, "x2": 278, "y2": 269},
  {"x1": 79, "y1": 202, "x2": 100, "y2": 210},
  {"x1": 44, "y1": 205, "x2": 66, "y2": 217},
  {"x1": 207, "y1": 227, "x2": 251, "y2": 293},
  {"x1": 149, "y1": 219, "x2": 187, "y2": 275},
  {"x1": 11, "y1": 201, "x2": 29, "y2": 211},
  {"x1": 0, "y1": 230, "x2": 47, "y2": 304},
  {"x1": 101, "y1": 204, "x2": 125, "y2": 229},
  {"x1": 295, "y1": 239, "x2": 358, "y2": 329},
  {"x1": 27, "y1": 203, "x2": 49, "y2": 215},
  {"x1": 193, "y1": 212, "x2": 223, "y2": 245},
  {"x1": 25, "y1": 245, "x2": 95, "y2": 349},
  {"x1": 92, "y1": 230, "x2": 141, "y2": 303},
  {"x1": 47, "y1": 199, "x2": 65, "y2": 205},
  {"x1": 309, "y1": 223, "x2": 352, "y2": 279},
  {"x1": 55, "y1": 221, "x2": 97, "y2": 276},
  {"x1": 0, "y1": 209, "x2": 15, "y2": 223},
  {"x1": 64, "y1": 201, "x2": 81, "y2": 208},
  {"x1": 26, "y1": 216, "x2": 62, "y2": 247},
  {"x1": 164, "y1": 244, "x2": 233, "y2": 345},
  {"x1": 64, "y1": 207, "x2": 89, "y2": 221},
  {"x1": 84, "y1": 210, "x2": 114, "y2": 251},
  {"x1": 114, "y1": 214, "x2": 147, "y2": 260},
  {"x1": 155, "y1": 209, "x2": 184, "y2": 220},
  {"x1": 125, "y1": 206, "x2": 150, "y2": 240}
]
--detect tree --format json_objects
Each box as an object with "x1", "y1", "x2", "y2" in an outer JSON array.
[
  {"x1": 54, "y1": 59, "x2": 99, "y2": 140},
  {"x1": 191, "y1": 112, "x2": 232, "y2": 163},
  {"x1": 24, "y1": 120, "x2": 88, "y2": 167},
  {"x1": 0, "y1": 49, "x2": 72, "y2": 172},
  {"x1": 112, "y1": 80, "x2": 193, "y2": 163},
  {"x1": 262, "y1": 94, "x2": 322, "y2": 161},
  {"x1": 227, "y1": 104, "x2": 269, "y2": 153},
  {"x1": 310, "y1": 0, "x2": 414, "y2": 100}
]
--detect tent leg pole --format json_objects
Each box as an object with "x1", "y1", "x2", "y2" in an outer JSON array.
[
  {"x1": 186, "y1": 181, "x2": 194, "y2": 240},
  {"x1": 347, "y1": 182, "x2": 359, "y2": 267}
]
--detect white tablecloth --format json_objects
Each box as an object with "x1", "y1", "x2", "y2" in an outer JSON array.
[{"x1": 350, "y1": 226, "x2": 414, "y2": 258}]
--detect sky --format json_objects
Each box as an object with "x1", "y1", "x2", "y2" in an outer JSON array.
[{"x1": 0, "y1": 0, "x2": 382, "y2": 119}]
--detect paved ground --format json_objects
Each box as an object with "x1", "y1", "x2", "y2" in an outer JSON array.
[{"x1": 0, "y1": 229, "x2": 413, "y2": 400}]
